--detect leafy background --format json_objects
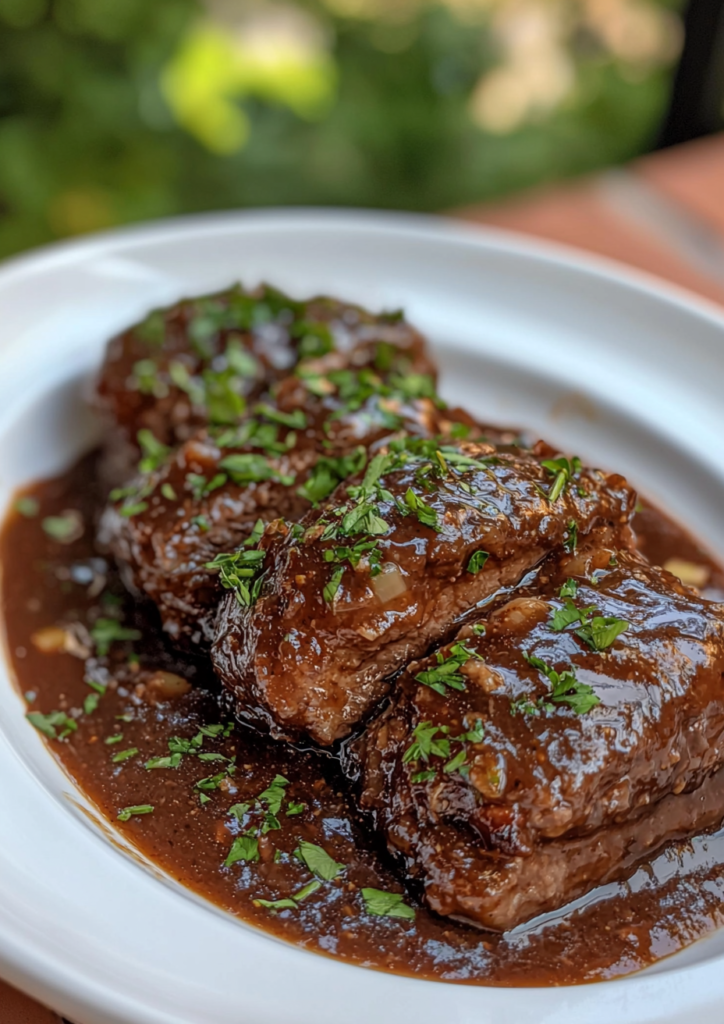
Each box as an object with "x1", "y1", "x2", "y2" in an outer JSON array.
[{"x1": 0, "y1": 0, "x2": 685, "y2": 258}]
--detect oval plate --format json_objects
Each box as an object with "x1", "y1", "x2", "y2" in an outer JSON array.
[{"x1": 1, "y1": 210, "x2": 724, "y2": 1024}]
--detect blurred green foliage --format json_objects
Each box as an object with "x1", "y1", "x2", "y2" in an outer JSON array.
[{"x1": 0, "y1": 0, "x2": 684, "y2": 258}]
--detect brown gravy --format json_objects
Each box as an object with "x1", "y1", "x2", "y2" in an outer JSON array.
[{"x1": 5, "y1": 450, "x2": 724, "y2": 987}]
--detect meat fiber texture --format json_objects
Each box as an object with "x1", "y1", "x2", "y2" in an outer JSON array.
[
  {"x1": 100, "y1": 364, "x2": 480, "y2": 647},
  {"x1": 351, "y1": 539, "x2": 724, "y2": 929},
  {"x1": 213, "y1": 441, "x2": 636, "y2": 745}
]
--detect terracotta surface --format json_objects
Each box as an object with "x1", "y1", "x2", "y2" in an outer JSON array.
[{"x1": 3, "y1": 130, "x2": 724, "y2": 1024}]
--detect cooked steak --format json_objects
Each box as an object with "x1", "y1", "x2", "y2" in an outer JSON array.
[
  {"x1": 94, "y1": 283, "x2": 434, "y2": 484},
  {"x1": 213, "y1": 442, "x2": 636, "y2": 744},
  {"x1": 351, "y1": 538, "x2": 724, "y2": 930},
  {"x1": 101, "y1": 368, "x2": 479, "y2": 646}
]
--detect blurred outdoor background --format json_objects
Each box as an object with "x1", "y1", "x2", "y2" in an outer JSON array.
[{"x1": 0, "y1": 0, "x2": 708, "y2": 259}]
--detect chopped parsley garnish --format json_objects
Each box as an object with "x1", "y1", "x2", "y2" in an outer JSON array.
[
  {"x1": 227, "y1": 802, "x2": 251, "y2": 820},
  {"x1": 541, "y1": 456, "x2": 582, "y2": 502},
  {"x1": 225, "y1": 338, "x2": 258, "y2": 377},
  {"x1": 205, "y1": 549, "x2": 266, "y2": 607},
  {"x1": 403, "y1": 488, "x2": 440, "y2": 531},
  {"x1": 253, "y1": 403, "x2": 307, "y2": 430},
  {"x1": 298, "y1": 448, "x2": 366, "y2": 504},
  {"x1": 132, "y1": 358, "x2": 165, "y2": 395},
  {"x1": 292, "y1": 879, "x2": 322, "y2": 901},
  {"x1": 245, "y1": 518, "x2": 265, "y2": 547},
  {"x1": 324, "y1": 539, "x2": 382, "y2": 576},
  {"x1": 286, "y1": 801, "x2": 305, "y2": 816},
  {"x1": 185, "y1": 472, "x2": 227, "y2": 501},
  {"x1": 550, "y1": 598, "x2": 629, "y2": 651},
  {"x1": 218, "y1": 452, "x2": 292, "y2": 486},
  {"x1": 90, "y1": 618, "x2": 141, "y2": 657},
  {"x1": 414, "y1": 641, "x2": 481, "y2": 696},
  {"x1": 565, "y1": 518, "x2": 579, "y2": 552},
  {"x1": 137, "y1": 429, "x2": 170, "y2": 474},
  {"x1": 145, "y1": 754, "x2": 182, "y2": 770},
  {"x1": 254, "y1": 897, "x2": 299, "y2": 912},
  {"x1": 161, "y1": 483, "x2": 177, "y2": 501},
  {"x1": 14, "y1": 496, "x2": 39, "y2": 517},
  {"x1": 41, "y1": 512, "x2": 81, "y2": 542},
  {"x1": 104, "y1": 733, "x2": 124, "y2": 745},
  {"x1": 294, "y1": 318, "x2": 334, "y2": 358},
  {"x1": 323, "y1": 565, "x2": 345, "y2": 604},
  {"x1": 576, "y1": 616, "x2": 629, "y2": 651},
  {"x1": 195, "y1": 766, "x2": 235, "y2": 794},
  {"x1": 295, "y1": 840, "x2": 345, "y2": 881},
  {"x1": 83, "y1": 692, "x2": 100, "y2": 716},
  {"x1": 559, "y1": 578, "x2": 578, "y2": 599},
  {"x1": 402, "y1": 718, "x2": 483, "y2": 781},
  {"x1": 257, "y1": 774, "x2": 289, "y2": 815},
  {"x1": 202, "y1": 367, "x2": 246, "y2": 424},
  {"x1": 224, "y1": 835, "x2": 260, "y2": 867},
  {"x1": 117, "y1": 805, "x2": 154, "y2": 822},
  {"x1": 467, "y1": 550, "x2": 489, "y2": 574},
  {"x1": 361, "y1": 888, "x2": 415, "y2": 920},
  {"x1": 27, "y1": 710, "x2": 77, "y2": 740},
  {"x1": 550, "y1": 598, "x2": 597, "y2": 632},
  {"x1": 520, "y1": 652, "x2": 600, "y2": 715},
  {"x1": 111, "y1": 747, "x2": 139, "y2": 764}
]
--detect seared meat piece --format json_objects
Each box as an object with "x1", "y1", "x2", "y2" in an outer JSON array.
[
  {"x1": 102, "y1": 367, "x2": 478, "y2": 646},
  {"x1": 213, "y1": 442, "x2": 636, "y2": 745},
  {"x1": 95, "y1": 283, "x2": 433, "y2": 483},
  {"x1": 351, "y1": 540, "x2": 724, "y2": 930}
]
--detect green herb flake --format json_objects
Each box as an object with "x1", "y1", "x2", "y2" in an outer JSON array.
[
  {"x1": 227, "y1": 802, "x2": 251, "y2": 820},
  {"x1": 104, "y1": 733, "x2": 124, "y2": 745},
  {"x1": 523, "y1": 652, "x2": 600, "y2": 715},
  {"x1": 27, "y1": 710, "x2": 77, "y2": 740},
  {"x1": 443, "y1": 748, "x2": 468, "y2": 774},
  {"x1": 254, "y1": 403, "x2": 307, "y2": 431},
  {"x1": 205, "y1": 549, "x2": 265, "y2": 607},
  {"x1": 137, "y1": 429, "x2": 170, "y2": 474},
  {"x1": 292, "y1": 879, "x2": 322, "y2": 902},
  {"x1": 112, "y1": 747, "x2": 138, "y2": 764},
  {"x1": 361, "y1": 888, "x2": 415, "y2": 920},
  {"x1": 117, "y1": 804, "x2": 154, "y2": 822},
  {"x1": 286, "y1": 801, "x2": 305, "y2": 816},
  {"x1": 145, "y1": 754, "x2": 182, "y2": 770},
  {"x1": 323, "y1": 565, "x2": 345, "y2": 605},
  {"x1": 576, "y1": 616, "x2": 629, "y2": 651},
  {"x1": 14, "y1": 496, "x2": 39, "y2": 517},
  {"x1": 224, "y1": 835, "x2": 260, "y2": 867},
  {"x1": 404, "y1": 488, "x2": 440, "y2": 531},
  {"x1": 540, "y1": 456, "x2": 582, "y2": 503},
  {"x1": 298, "y1": 448, "x2": 366, "y2": 504},
  {"x1": 41, "y1": 512, "x2": 81, "y2": 543},
  {"x1": 160, "y1": 483, "x2": 177, "y2": 501},
  {"x1": 254, "y1": 897, "x2": 298, "y2": 912},
  {"x1": 559, "y1": 578, "x2": 579, "y2": 599},
  {"x1": 257, "y1": 774, "x2": 289, "y2": 815},
  {"x1": 414, "y1": 641, "x2": 481, "y2": 696},
  {"x1": 90, "y1": 618, "x2": 141, "y2": 657},
  {"x1": 83, "y1": 693, "x2": 100, "y2": 716},
  {"x1": 295, "y1": 840, "x2": 345, "y2": 881},
  {"x1": 467, "y1": 550, "x2": 489, "y2": 574}
]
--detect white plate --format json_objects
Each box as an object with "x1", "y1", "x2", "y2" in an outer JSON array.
[{"x1": 1, "y1": 210, "x2": 724, "y2": 1024}]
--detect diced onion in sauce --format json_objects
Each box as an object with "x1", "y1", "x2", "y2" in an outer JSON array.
[{"x1": 372, "y1": 562, "x2": 407, "y2": 604}]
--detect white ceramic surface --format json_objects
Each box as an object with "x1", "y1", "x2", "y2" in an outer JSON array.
[{"x1": 1, "y1": 211, "x2": 724, "y2": 1024}]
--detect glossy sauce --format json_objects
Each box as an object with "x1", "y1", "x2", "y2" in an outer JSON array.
[{"x1": 5, "y1": 450, "x2": 724, "y2": 987}]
